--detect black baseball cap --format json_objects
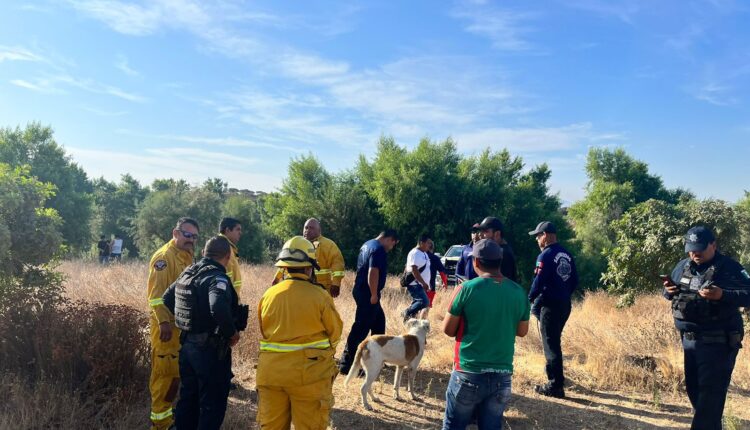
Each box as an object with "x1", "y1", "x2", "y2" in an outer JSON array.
[
  {"x1": 685, "y1": 226, "x2": 716, "y2": 252},
  {"x1": 478, "y1": 216, "x2": 504, "y2": 232},
  {"x1": 529, "y1": 221, "x2": 557, "y2": 236},
  {"x1": 471, "y1": 239, "x2": 503, "y2": 261}
]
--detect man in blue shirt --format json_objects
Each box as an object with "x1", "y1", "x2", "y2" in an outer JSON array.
[
  {"x1": 528, "y1": 221, "x2": 578, "y2": 398},
  {"x1": 338, "y1": 229, "x2": 399, "y2": 375},
  {"x1": 663, "y1": 226, "x2": 750, "y2": 430},
  {"x1": 456, "y1": 223, "x2": 480, "y2": 282}
]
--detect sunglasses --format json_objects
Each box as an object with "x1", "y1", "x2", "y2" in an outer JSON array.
[{"x1": 179, "y1": 230, "x2": 199, "y2": 240}]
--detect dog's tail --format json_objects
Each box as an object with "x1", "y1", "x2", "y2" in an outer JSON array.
[{"x1": 344, "y1": 340, "x2": 367, "y2": 386}]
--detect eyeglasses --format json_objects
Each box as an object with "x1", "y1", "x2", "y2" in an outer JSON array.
[{"x1": 179, "y1": 230, "x2": 199, "y2": 240}]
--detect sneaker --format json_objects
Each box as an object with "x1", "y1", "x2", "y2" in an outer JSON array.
[
  {"x1": 402, "y1": 310, "x2": 411, "y2": 323},
  {"x1": 534, "y1": 383, "x2": 565, "y2": 398}
]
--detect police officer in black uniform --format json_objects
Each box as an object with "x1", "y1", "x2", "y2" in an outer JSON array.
[
  {"x1": 663, "y1": 226, "x2": 750, "y2": 430},
  {"x1": 163, "y1": 236, "x2": 248, "y2": 430}
]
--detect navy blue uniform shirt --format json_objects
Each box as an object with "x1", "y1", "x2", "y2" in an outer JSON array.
[
  {"x1": 665, "y1": 252, "x2": 750, "y2": 333},
  {"x1": 427, "y1": 251, "x2": 447, "y2": 291},
  {"x1": 354, "y1": 239, "x2": 388, "y2": 295},
  {"x1": 528, "y1": 243, "x2": 578, "y2": 304},
  {"x1": 456, "y1": 242, "x2": 477, "y2": 280},
  {"x1": 500, "y1": 243, "x2": 518, "y2": 283}
]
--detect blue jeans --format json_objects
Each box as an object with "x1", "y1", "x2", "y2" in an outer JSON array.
[
  {"x1": 443, "y1": 370, "x2": 512, "y2": 430},
  {"x1": 404, "y1": 284, "x2": 429, "y2": 318}
]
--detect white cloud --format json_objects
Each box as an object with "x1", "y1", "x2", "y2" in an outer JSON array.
[
  {"x1": 66, "y1": 0, "x2": 165, "y2": 36},
  {"x1": 454, "y1": 123, "x2": 624, "y2": 153},
  {"x1": 690, "y1": 81, "x2": 737, "y2": 106},
  {"x1": 65, "y1": 146, "x2": 281, "y2": 191},
  {"x1": 10, "y1": 79, "x2": 58, "y2": 93},
  {"x1": 451, "y1": 2, "x2": 535, "y2": 51},
  {"x1": 0, "y1": 46, "x2": 44, "y2": 62},
  {"x1": 115, "y1": 54, "x2": 139, "y2": 76},
  {"x1": 560, "y1": 0, "x2": 641, "y2": 24},
  {"x1": 116, "y1": 129, "x2": 308, "y2": 153},
  {"x1": 10, "y1": 74, "x2": 148, "y2": 102}
]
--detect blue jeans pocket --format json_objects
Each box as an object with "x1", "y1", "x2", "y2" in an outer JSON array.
[{"x1": 451, "y1": 373, "x2": 480, "y2": 405}]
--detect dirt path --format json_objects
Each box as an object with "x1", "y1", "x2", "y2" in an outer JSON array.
[{"x1": 225, "y1": 365, "x2": 750, "y2": 429}]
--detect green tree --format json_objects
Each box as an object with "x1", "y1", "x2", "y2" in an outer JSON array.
[
  {"x1": 734, "y1": 191, "x2": 750, "y2": 268},
  {"x1": 264, "y1": 154, "x2": 331, "y2": 240},
  {"x1": 0, "y1": 123, "x2": 93, "y2": 252},
  {"x1": 569, "y1": 147, "x2": 676, "y2": 289},
  {"x1": 91, "y1": 174, "x2": 149, "y2": 257},
  {"x1": 222, "y1": 195, "x2": 269, "y2": 263},
  {"x1": 603, "y1": 198, "x2": 741, "y2": 305},
  {"x1": 134, "y1": 181, "x2": 223, "y2": 257},
  {"x1": 0, "y1": 163, "x2": 63, "y2": 276}
]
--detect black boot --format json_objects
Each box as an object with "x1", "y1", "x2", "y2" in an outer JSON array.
[{"x1": 534, "y1": 383, "x2": 565, "y2": 398}]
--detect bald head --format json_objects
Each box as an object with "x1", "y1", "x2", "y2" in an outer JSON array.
[{"x1": 303, "y1": 218, "x2": 321, "y2": 241}]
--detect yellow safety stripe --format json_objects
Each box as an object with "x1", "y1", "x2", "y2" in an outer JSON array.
[
  {"x1": 259, "y1": 338, "x2": 331, "y2": 352},
  {"x1": 317, "y1": 269, "x2": 332, "y2": 274},
  {"x1": 150, "y1": 408, "x2": 173, "y2": 421},
  {"x1": 149, "y1": 298, "x2": 163, "y2": 307},
  {"x1": 332, "y1": 271, "x2": 345, "y2": 277},
  {"x1": 234, "y1": 280, "x2": 242, "y2": 286}
]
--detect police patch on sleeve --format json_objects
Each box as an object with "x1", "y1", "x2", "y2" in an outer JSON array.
[
  {"x1": 215, "y1": 277, "x2": 228, "y2": 291},
  {"x1": 154, "y1": 260, "x2": 167, "y2": 271}
]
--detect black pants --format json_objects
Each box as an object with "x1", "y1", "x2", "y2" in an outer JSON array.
[
  {"x1": 339, "y1": 289, "x2": 386, "y2": 374},
  {"x1": 537, "y1": 301, "x2": 571, "y2": 389},
  {"x1": 175, "y1": 340, "x2": 233, "y2": 430},
  {"x1": 682, "y1": 334, "x2": 739, "y2": 430}
]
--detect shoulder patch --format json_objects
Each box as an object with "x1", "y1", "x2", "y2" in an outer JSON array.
[
  {"x1": 215, "y1": 276, "x2": 229, "y2": 291},
  {"x1": 154, "y1": 260, "x2": 167, "y2": 271}
]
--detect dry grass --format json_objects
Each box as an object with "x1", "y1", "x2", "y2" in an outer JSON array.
[{"x1": 53, "y1": 260, "x2": 750, "y2": 429}]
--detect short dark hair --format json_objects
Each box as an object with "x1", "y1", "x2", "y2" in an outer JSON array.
[
  {"x1": 219, "y1": 217, "x2": 241, "y2": 234},
  {"x1": 477, "y1": 257, "x2": 502, "y2": 270},
  {"x1": 418, "y1": 234, "x2": 430, "y2": 244},
  {"x1": 379, "y1": 228, "x2": 399, "y2": 241},
  {"x1": 100, "y1": 235, "x2": 105, "y2": 239},
  {"x1": 203, "y1": 236, "x2": 231, "y2": 260},
  {"x1": 176, "y1": 217, "x2": 200, "y2": 231}
]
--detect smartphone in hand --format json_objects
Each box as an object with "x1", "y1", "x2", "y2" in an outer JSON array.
[{"x1": 659, "y1": 274, "x2": 675, "y2": 286}]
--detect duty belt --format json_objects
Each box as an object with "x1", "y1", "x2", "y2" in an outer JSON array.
[
  {"x1": 259, "y1": 338, "x2": 331, "y2": 352},
  {"x1": 682, "y1": 330, "x2": 729, "y2": 343},
  {"x1": 183, "y1": 332, "x2": 210, "y2": 344}
]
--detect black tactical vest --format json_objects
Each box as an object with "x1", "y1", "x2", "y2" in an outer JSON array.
[
  {"x1": 671, "y1": 262, "x2": 721, "y2": 324},
  {"x1": 173, "y1": 261, "x2": 224, "y2": 333}
]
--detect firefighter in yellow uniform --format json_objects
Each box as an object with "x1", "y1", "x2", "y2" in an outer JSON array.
[
  {"x1": 272, "y1": 218, "x2": 345, "y2": 297},
  {"x1": 218, "y1": 217, "x2": 243, "y2": 297},
  {"x1": 146, "y1": 217, "x2": 199, "y2": 430},
  {"x1": 257, "y1": 236, "x2": 343, "y2": 430}
]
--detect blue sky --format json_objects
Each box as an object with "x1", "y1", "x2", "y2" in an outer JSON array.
[{"x1": 1, "y1": 0, "x2": 749, "y2": 203}]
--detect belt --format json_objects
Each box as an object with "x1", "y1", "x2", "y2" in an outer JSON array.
[
  {"x1": 183, "y1": 332, "x2": 210, "y2": 343},
  {"x1": 682, "y1": 330, "x2": 727, "y2": 343}
]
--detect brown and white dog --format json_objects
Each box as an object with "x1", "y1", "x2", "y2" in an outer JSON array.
[{"x1": 344, "y1": 318, "x2": 430, "y2": 410}]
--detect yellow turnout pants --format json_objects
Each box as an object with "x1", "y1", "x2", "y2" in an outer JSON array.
[
  {"x1": 148, "y1": 317, "x2": 181, "y2": 430},
  {"x1": 257, "y1": 378, "x2": 334, "y2": 430}
]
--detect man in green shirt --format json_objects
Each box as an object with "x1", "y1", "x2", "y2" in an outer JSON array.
[{"x1": 442, "y1": 239, "x2": 530, "y2": 430}]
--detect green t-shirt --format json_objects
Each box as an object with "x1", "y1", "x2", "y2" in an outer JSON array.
[{"x1": 449, "y1": 276, "x2": 530, "y2": 374}]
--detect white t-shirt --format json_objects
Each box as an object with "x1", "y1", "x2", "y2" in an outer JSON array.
[
  {"x1": 405, "y1": 247, "x2": 430, "y2": 287},
  {"x1": 110, "y1": 238, "x2": 123, "y2": 254}
]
